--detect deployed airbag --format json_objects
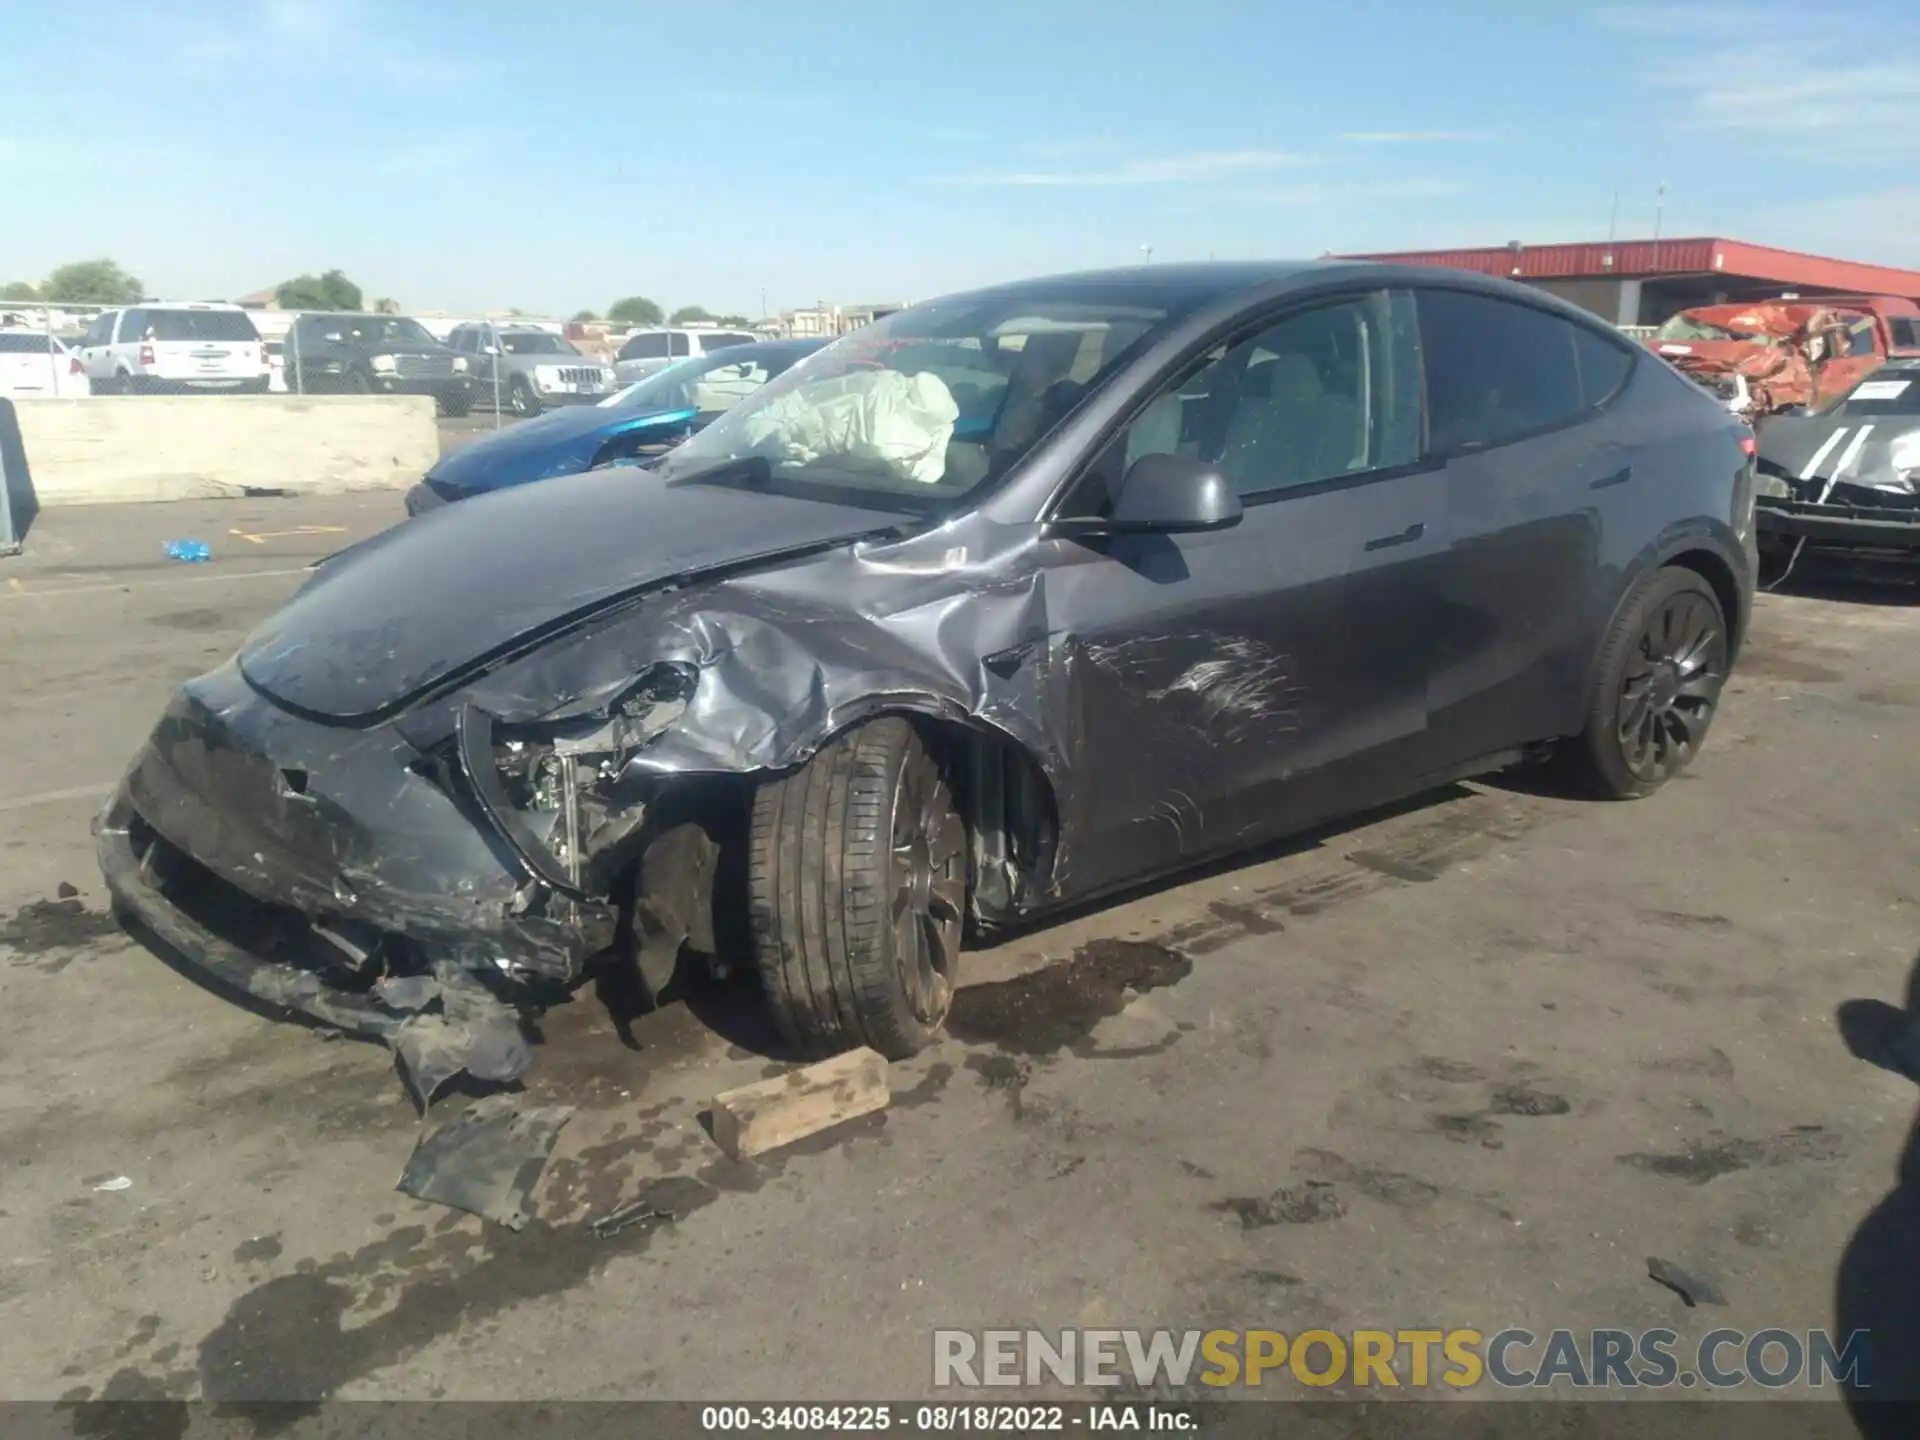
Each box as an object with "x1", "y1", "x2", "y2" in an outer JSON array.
[{"x1": 741, "y1": 371, "x2": 960, "y2": 484}]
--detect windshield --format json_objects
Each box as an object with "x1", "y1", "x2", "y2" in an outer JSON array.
[
  {"x1": 1653, "y1": 313, "x2": 1771, "y2": 345},
  {"x1": 147, "y1": 310, "x2": 260, "y2": 342},
  {"x1": 501, "y1": 331, "x2": 577, "y2": 355},
  {"x1": 656, "y1": 294, "x2": 1170, "y2": 512},
  {"x1": 1836, "y1": 371, "x2": 1920, "y2": 416},
  {"x1": 600, "y1": 348, "x2": 804, "y2": 414}
]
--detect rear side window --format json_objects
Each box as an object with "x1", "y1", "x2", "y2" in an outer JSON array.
[
  {"x1": 669, "y1": 333, "x2": 691, "y2": 357},
  {"x1": 1891, "y1": 318, "x2": 1920, "y2": 349},
  {"x1": 117, "y1": 309, "x2": 148, "y2": 342},
  {"x1": 1416, "y1": 290, "x2": 1586, "y2": 452},
  {"x1": 704, "y1": 332, "x2": 755, "y2": 351},
  {"x1": 1843, "y1": 318, "x2": 1878, "y2": 357},
  {"x1": 619, "y1": 333, "x2": 668, "y2": 360},
  {"x1": 148, "y1": 310, "x2": 260, "y2": 342},
  {"x1": 1571, "y1": 326, "x2": 1634, "y2": 407}
]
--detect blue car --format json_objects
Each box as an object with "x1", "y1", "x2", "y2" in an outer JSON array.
[{"x1": 405, "y1": 338, "x2": 825, "y2": 514}]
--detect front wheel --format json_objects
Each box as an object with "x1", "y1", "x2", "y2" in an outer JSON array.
[
  {"x1": 1565, "y1": 566, "x2": 1729, "y2": 798},
  {"x1": 747, "y1": 718, "x2": 966, "y2": 1059},
  {"x1": 507, "y1": 376, "x2": 540, "y2": 417},
  {"x1": 437, "y1": 391, "x2": 472, "y2": 418}
]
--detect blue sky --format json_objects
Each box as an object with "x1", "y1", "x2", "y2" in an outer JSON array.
[{"x1": 4, "y1": 0, "x2": 1918, "y2": 316}]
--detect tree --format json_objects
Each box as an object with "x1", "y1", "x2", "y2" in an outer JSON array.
[
  {"x1": 669, "y1": 304, "x2": 715, "y2": 325},
  {"x1": 1, "y1": 281, "x2": 38, "y2": 302},
  {"x1": 717, "y1": 314, "x2": 752, "y2": 328},
  {"x1": 570, "y1": 309, "x2": 600, "y2": 323},
  {"x1": 275, "y1": 269, "x2": 363, "y2": 311},
  {"x1": 371, "y1": 297, "x2": 399, "y2": 314},
  {"x1": 608, "y1": 295, "x2": 663, "y2": 326},
  {"x1": 41, "y1": 259, "x2": 143, "y2": 305}
]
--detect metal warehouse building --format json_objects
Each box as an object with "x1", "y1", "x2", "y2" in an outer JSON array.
[{"x1": 1341, "y1": 238, "x2": 1920, "y2": 328}]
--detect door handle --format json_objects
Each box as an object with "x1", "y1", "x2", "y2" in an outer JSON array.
[
  {"x1": 1363, "y1": 522, "x2": 1425, "y2": 552},
  {"x1": 1589, "y1": 465, "x2": 1633, "y2": 490}
]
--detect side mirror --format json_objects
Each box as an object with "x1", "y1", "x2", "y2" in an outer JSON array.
[{"x1": 1052, "y1": 453, "x2": 1243, "y2": 538}]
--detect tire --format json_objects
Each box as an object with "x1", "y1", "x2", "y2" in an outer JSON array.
[
  {"x1": 437, "y1": 391, "x2": 472, "y2": 419},
  {"x1": 345, "y1": 368, "x2": 373, "y2": 395},
  {"x1": 507, "y1": 375, "x2": 540, "y2": 418},
  {"x1": 110, "y1": 371, "x2": 134, "y2": 396},
  {"x1": 747, "y1": 717, "x2": 966, "y2": 1060},
  {"x1": 1565, "y1": 565, "x2": 1730, "y2": 799}
]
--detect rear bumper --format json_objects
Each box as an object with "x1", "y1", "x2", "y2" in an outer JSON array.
[{"x1": 132, "y1": 375, "x2": 270, "y2": 395}]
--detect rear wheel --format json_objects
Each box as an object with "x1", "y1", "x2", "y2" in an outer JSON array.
[
  {"x1": 747, "y1": 718, "x2": 966, "y2": 1059},
  {"x1": 1566, "y1": 566, "x2": 1729, "y2": 798},
  {"x1": 110, "y1": 371, "x2": 134, "y2": 396}
]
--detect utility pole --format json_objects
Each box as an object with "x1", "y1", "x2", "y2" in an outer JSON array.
[{"x1": 1651, "y1": 182, "x2": 1667, "y2": 272}]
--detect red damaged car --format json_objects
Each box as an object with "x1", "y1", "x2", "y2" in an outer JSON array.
[{"x1": 1646, "y1": 303, "x2": 1882, "y2": 421}]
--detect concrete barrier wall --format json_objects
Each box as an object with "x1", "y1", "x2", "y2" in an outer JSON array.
[{"x1": 11, "y1": 395, "x2": 438, "y2": 505}]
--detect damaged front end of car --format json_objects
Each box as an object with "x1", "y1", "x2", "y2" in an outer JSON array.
[
  {"x1": 94, "y1": 650, "x2": 730, "y2": 1104},
  {"x1": 1754, "y1": 411, "x2": 1920, "y2": 566}
]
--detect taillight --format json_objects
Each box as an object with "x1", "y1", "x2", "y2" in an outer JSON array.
[
  {"x1": 69, "y1": 356, "x2": 83, "y2": 376},
  {"x1": 138, "y1": 343, "x2": 155, "y2": 367},
  {"x1": 1739, "y1": 434, "x2": 1757, "y2": 457}
]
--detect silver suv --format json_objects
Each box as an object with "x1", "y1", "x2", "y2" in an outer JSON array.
[
  {"x1": 612, "y1": 327, "x2": 757, "y2": 385},
  {"x1": 446, "y1": 322, "x2": 616, "y2": 416}
]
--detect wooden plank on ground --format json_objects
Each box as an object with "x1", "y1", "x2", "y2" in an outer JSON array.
[{"x1": 709, "y1": 1047, "x2": 890, "y2": 1161}]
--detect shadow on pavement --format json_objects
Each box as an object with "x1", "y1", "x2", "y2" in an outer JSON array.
[{"x1": 1835, "y1": 950, "x2": 1920, "y2": 1433}]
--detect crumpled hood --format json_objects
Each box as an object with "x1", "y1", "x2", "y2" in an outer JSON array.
[
  {"x1": 426, "y1": 402, "x2": 696, "y2": 493},
  {"x1": 238, "y1": 466, "x2": 900, "y2": 721}
]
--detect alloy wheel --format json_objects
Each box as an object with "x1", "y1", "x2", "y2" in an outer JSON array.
[
  {"x1": 1615, "y1": 589, "x2": 1727, "y2": 783},
  {"x1": 887, "y1": 753, "x2": 964, "y2": 1025}
]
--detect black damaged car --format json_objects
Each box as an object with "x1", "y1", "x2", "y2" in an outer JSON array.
[
  {"x1": 1754, "y1": 359, "x2": 1920, "y2": 573},
  {"x1": 99, "y1": 263, "x2": 1756, "y2": 1086}
]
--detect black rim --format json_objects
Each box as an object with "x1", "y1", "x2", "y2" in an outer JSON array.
[
  {"x1": 1616, "y1": 589, "x2": 1726, "y2": 782},
  {"x1": 888, "y1": 753, "x2": 964, "y2": 1025}
]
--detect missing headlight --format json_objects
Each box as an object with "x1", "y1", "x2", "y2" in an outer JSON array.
[{"x1": 459, "y1": 664, "x2": 698, "y2": 897}]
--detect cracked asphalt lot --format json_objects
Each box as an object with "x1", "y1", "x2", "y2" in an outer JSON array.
[{"x1": 3, "y1": 497, "x2": 1918, "y2": 1410}]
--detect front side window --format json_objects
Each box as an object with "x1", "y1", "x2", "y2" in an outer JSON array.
[
  {"x1": 1112, "y1": 291, "x2": 1421, "y2": 499},
  {"x1": 619, "y1": 333, "x2": 668, "y2": 360},
  {"x1": 669, "y1": 333, "x2": 692, "y2": 357},
  {"x1": 499, "y1": 331, "x2": 577, "y2": 356},
  {"x1": 1417, "y1": 290, "x2": 1587, "y2": 452},
  {"x1": 658, "y1": 290, "x2": 1173, "y2": 514}
]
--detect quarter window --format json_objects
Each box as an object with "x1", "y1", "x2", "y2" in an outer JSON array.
[
  {"x1": 1114, "y1": 290, "x2": 1421, "y2": 499},
  {"x1": 1571, "y1": 325, "x2": 1634, "y2": 408},
  {"x1": 1416, "y1": 290, "x2": 1588, "y2": 452}
]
